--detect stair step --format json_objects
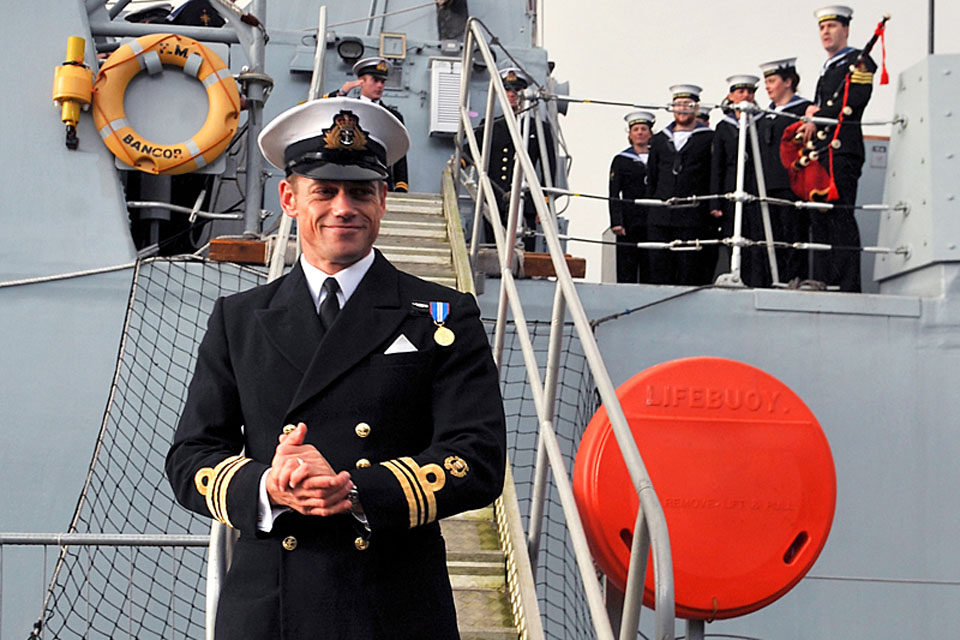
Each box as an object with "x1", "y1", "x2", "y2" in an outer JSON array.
[
  {"x1": 454, "y1": 589, "x2": 515, "y2": 640},
  {"x1": 447, "y1": 560, "x2": 504, "y2": 576},
  {"x1": 386, "y1": 202, "x2": 444, "y2": 215},
  {"x1": 376, "y1": 243, "x2": 450, "y2": 256},
  {"x1": 379, "y1": 251, "x2": 452, "y2": 266},
  {"x1": 421, "y1": 275, "x2": 458, "y2": 288},
  {"x1": 449, "y1": 572, "x2": 505, "y2": 590},
  {"x1": 380, "y1": 224, "x2": 448, "y2": 240}
]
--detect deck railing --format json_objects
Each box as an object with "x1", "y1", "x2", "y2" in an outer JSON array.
[{"x1": 452, "y1": 17, "x2": 676, "y2": 640}]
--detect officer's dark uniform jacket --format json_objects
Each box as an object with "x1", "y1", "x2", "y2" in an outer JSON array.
[
  {"x1": 473, "y1": 114, "x2": 556, "y2": 214},
  {"x1": 608, "y1": 147, "x2": 648, "y2": 231},
  {"x1": 166, "y1": 251, "x2": 506, "y2": 640},
  {"x1": 646, "y1": 122, "x2": 713, "y2": 228},
  {"x1": 813, "y1": 46, "x2": 876, "y2": 165}
]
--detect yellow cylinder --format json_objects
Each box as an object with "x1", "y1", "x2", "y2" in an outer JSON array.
[
  {"x1": 52, "y1": 36, "x2": 94, "y2": 126},
  {"x1": 65, "y1": 36, "x2": 86, "y2": 64}
]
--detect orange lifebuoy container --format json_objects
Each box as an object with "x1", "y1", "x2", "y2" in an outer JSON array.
[
  {"x1": 92, "y1": 33, "x2": 240, "y2": 175},
  {"x1": 573, "y1": 357, "x2": 836, "y2": 620}
]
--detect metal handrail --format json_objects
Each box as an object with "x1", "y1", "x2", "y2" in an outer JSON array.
[{"x1": 454, "y1": 19, "x2": 675, "y2": 640}]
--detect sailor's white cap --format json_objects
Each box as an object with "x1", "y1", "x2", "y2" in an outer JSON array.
[
  {"x1": 759, "y1": 57, "x2": 799, "y2": 77},
  {"x1": 352, "y1": 56, "x2": 390, "y2": 79},
  {"x1": 669, "y1": 84, "x2": 702, "y2": 101},
  {"x1": 726, "y1": 74, "x2": 760, "y2": 91},
  {"x1": 499, "y1": 67, "x2": 531, "y2": 90},
  {"x1": 815, "y1": 5, "x2": 853, "y2": 24},
  {"x1": 258, "y1": 98, "x2": 410, "y2": 181},
  {"x1": 624, "y1": 110, "x2": 655, "y2": 127}
]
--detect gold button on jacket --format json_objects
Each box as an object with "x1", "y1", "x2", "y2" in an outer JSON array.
[
  {"x1": 282, "y1": 536, "x2": 298, "y2": 551},
  {"x1": 354, "y1": 537, "x2": 369, "y2": 551},
  {"x1": 355, "y1": 458, "x2": 371, "y2": 469},
  {"x1": 354, "y1": 422, "x2": 371, "y2": 438}
]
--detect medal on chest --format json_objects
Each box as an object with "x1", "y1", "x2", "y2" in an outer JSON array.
[{"x1": 430, "y1": 301, "x2": 455, "y2": 346}]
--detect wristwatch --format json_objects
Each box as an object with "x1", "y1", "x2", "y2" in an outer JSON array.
[{"x1": 348, "y1": 488, "x2": 371, "y2": 533}]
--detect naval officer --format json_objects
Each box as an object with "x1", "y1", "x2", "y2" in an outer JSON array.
[
  {"x1": 470, "y1": 67, "x2": 556, "y2": 251},
  {"x1": 326, "y1": 56, "x2": 410, "y2": 192},
  {"x1": 166, "y1": 98, "x2": 507, "y2": 640},
  {"x1": 799, "y1": 5, "x2": 876, "y2": 292}
]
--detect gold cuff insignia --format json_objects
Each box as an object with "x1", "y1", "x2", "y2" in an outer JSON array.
[
  {"x1": 444, "y1": 456, "x2": 469, "y2": 478},
  {"x1": 193, "y1": 455, "x2": 252, "y2": 528},
  {"x1": 381, "y1": 457, "x2": 446, "y2": 528},
  {"x1": 851, "y1": 71, "x2": 874, "y2": 85}
]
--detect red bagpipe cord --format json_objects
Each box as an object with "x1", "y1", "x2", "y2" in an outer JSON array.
[{"x1": 827, "y1": 76, "x2": 851, "y2": 202}]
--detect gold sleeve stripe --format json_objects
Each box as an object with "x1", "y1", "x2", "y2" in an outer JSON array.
[
  {"x1": 216, "y1": 457, "x2": 251, "y2": 528},
  {"x1": 394, "y1": 181, "x2": 409, "y2": 190},
  {"x1": 196, "y1": 455, "x2": 252, "y2": 528},
  {"x1": 382, "y1": 460, "x2": 422, "y2": 527},
  {"x1": 851, "y1": 72, "x2": 874, "y2": 84},
  {"x1": 398, "y1": 457, "x2": 446, "y2": 525},
  {"x1": 394, "y1": 458, "x2": 431, "y2": 525}
]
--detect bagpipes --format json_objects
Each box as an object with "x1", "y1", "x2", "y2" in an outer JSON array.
[{"x1": 781, "y1": 14, "x2": 890, "y2": 202}]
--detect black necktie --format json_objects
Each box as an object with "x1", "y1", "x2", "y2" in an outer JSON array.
[{"x1": 319, "y1": 278, "x2": 341, "y2": 331}]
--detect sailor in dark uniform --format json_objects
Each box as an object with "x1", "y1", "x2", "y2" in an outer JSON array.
[
  {"x1": 710, "y1": 74, "x2": 766, "y2": 286},
  {"x1": 799, "y1": 5, "x2": 876, "y2": 292},
  {"x1": 470, "y1": 67, "x2": 556, "y2": 251},
  {"x1": 326, "y1": 57, "x2": 409, "y2": 192},
  {"x1": 646, "y1": 84, "x2": 715, "y2": 285},
  {"x1": 166, "y1": 98, "x2": 506, "y2": 640},
  {"x1": 756, "y1": 57, "x2": 813, "y2": 284},
  {"x1": 608, "y1": 110, "x2": 654, "y2": 283}
]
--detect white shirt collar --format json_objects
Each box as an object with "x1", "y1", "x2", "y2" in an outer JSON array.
[{"x1": 299, "y1": 250, "x2": 375, "y2": 312}]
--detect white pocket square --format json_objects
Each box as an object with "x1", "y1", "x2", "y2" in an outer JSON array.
[{"x1": 384, "y1": 334, "x2": 418, "y2": 355}]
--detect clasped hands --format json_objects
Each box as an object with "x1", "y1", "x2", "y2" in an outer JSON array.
[{"x1": 265, "y1": 422, "x2": 354, "y2": 517}]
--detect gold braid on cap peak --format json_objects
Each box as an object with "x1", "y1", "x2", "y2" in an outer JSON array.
[{"x1": 193, "y1": 455, "x2": 252, "y2": 528}]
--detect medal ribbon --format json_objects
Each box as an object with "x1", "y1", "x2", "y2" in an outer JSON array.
[{"x1": 430, "y1": 302, "x2": 449, "y2": 325}]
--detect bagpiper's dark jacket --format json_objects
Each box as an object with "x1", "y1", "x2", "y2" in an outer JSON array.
[{"x1": 813, "y1": 47, "x2": 876, "y2": 164}]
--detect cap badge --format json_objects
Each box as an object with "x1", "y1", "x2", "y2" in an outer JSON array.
[
  {"x1": 323, "y1": 110, "x2": 369, "y2": 151},
  {"x1": 505, "y1": 71, "x2": 519, "y2": 83},
  {"x1": 376, "y1": 60, "x2": 389, "y2": 73}
]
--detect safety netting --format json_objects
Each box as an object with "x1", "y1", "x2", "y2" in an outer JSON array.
[
  {"x1": 34, "y1": 258, "x2": 265, "y2": 640},
  {"x1": 34, "y1": 256, "x2": 601, "y2": 640}
]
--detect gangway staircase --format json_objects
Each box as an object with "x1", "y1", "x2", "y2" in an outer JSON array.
[
  {"x1": 376, "y1": 184, "x2": 541, "y2": 640},
  {"x1": 378, "y1": 192, "x2": 457, "y2": 289}
]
